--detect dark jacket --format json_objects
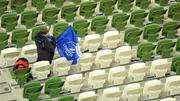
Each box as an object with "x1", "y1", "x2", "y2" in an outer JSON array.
[{"x1": 35, "y1": 32, "x2": 56, "y2": 64}]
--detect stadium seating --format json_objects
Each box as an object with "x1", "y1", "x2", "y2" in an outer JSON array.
[
  {"x1": 11, "y1": 0, "x2": 28, "y2": 13},
  {"x1": 99, "y1": 0, "x2": 117, "y2": 15},
  {"x1": 51, "y1": 0, "x2": 65, "y2": 7},
  {"x1": 168, "y1": 3, "x2": 180, "y2": 21},
  {"x1": 136, "y1": 0, "x2": 151, "y2": 9},
  {"x1": 155, "y1": 0, "x2": 169, "y2": 6},
  {"x1": 0, "y1": 31, "x2": 9, "y2": 50},
  {"x1": 101, "y1": 87, "x2": 122, "y2": 101},
  {"x1": 117, "y1": 0, "x2": 134, "y2": 12},
  {"x1": 171, "y1": 55, "x2": 180, "y2": 74},
  {"x1": 32, "y1": 0, "x2": 47, "y2": 11},
  {"x1": 0, "y1": 0, "x2": 8, "y2": 16},
  {"x1": 58, "y1": 96, "x2": 74, "y2": 101},
  {"x1": 53, "y1": 22, "x2": 68, "y2": 37}
]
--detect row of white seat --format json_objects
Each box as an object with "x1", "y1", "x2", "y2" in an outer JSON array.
[{"x1": 66, "y1": 75, "x2": 180, "y2": 101}]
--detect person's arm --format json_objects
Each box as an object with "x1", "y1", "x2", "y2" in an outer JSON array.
[{"x1": 43, "y1": 37, "x2": 56, "y2": 53}]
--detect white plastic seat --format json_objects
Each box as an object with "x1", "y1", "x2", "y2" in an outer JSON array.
[
  {"x1": 95, "y1": 49, "x2": 114, "y2": 68},
  {"x1": 102, "y1": 87, "x2": 122, "y2": 101},
  {"x1": 0, "y1": 47, "x2": 20, "y2": 67},
  {"x1": 122, "y1": 83, "x2": 141, "y2": 101},
  {"x1": 102, "y1": 31, "x2": 121, "y2": 48},
  {"x1": 77, "y1": 53, "x2": 95, "y2": 71},
  {"x1": 88, "y1": 70, "x2": 107, "y2": 89},
  {"x1": 128, "y1": 63, "x2": 148, "y2": 81},
  {"x1": 150, "y1": 59, "x2": 171, "y2": 77},
  {"x1": 53, "y1": 57, "x2": 72, "y2": 76},
  {"x1": 108, "y1": 66, "x2": 127, "y2": 85},
  {"x1": 82, "y1": 34, "x2": 102, "y2": 52},
  {"x1": 160, "y1": 98, "x2": 176, "y2": 101},
  {"x1": 165, "y1": 76, "x2": 180, "y2": 95},
  {"x1": 78, "y1": 91, "x2": 98, "y2": 101},
  {"x1": 114, "y1": 46, "x2": 132, "y2": 65},
  {"x1": 143, "y1": 80, "x2": 162, "y2": 99},
  {"x1": 64, "y1": 74, "x2": 83, "y2": 93},
  {"x1": 32, "y1": 61, "x2": 51, "y2": 80},
  {"x1": 21, "y1": 44, "x2": 37, "y2": 63}
]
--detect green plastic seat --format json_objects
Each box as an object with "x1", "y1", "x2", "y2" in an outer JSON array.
[
  {"x1": 171, "y1": 56, "x2": 180, "y2": 74},
  {"x1": 14, "y1": 68, "x2": 31, "y2": 85},
  {"x1": 137, "y1": 42, "x2": 156, "y2": 61},
  {"x1": 32, "y1": 0, "x2": 47, "y2": 11},
  {"x1": 91, "y1": 16, "x2": 109, "y2": 33},
  {"x1": 72, "y1": 0, "x2": 81, "y2": 4},
  {"x1": 61, "y1": 2, "x2": 78, "y2": 22},
  {"x1": 168, "y1": 3, "x2": 180, "y2": 21},
  {"x1": 117, "y1": 0, "x2": 134, "y2": 12},
  {"x1": 156, "y1": 39, "x2": 175, "y2": 58},
  {"x1": 21, "y1": 10, "x2": 38, "y2": 28},
  {"x1": 58, "y1": 96, "x2": 74, "y2": 101},
  {"x1": 155, "y1": 0, "x2": 169, "y2": 6},
  {"x1": 99, "y1": 0, "x2": 117, "y2": 15},
  {"x1": 0, "y1": 32, "x2": 9, "y2": 50},
  {"x1": 176, "y1": 37, "x2": 180, "y2": 52},
  {"x1": 124, "y1": 27, "x2": 142, "y2": 46},
  {"x1": 45, "y1": 77, "x2": 64, "y2": 97},
  {"x1": 31, "y1": 25, "x2": 47, "y2": 41},
  {"x1": 11, "y1": 0, "x2": 27, "y2": 13},
  {"x1": 11, "y1": 28, "x2": 29, "y2": 48},
  {"x1": 79, "y1": 1, "x2": 97, "y2": 19},
  {"x1": 0, "y1": 0, "x2": 9, "y2": 16},
  {"x1": 53, "y1": 22, "x2": 68, "y2": 37},
  {"x1": 162, "y1": 21, "x2": 180, "y2": 39},
  {"x1": 1, "y1": 13, "x2": 19, "y2": 32},
  {"x1": 149, "y1": 6, "x2": 167, "y2": 24},
  {"x1": 136, "y1": 0, "x2": 151, "y2": 9},
  {"x1": 23, "y1": 81, "x2": 43, "y2": 101},
  {"x1": 143, "y1": 24, "x2": 161, "y2": 42},
  {"x1": 51, "y1": 0, "x2": 65, "y2": 7},
  {"x1": 41, "y1": 100, "x2": 52, "y2": 101},
  {"x1": 130, "y1": 9, "x2": 148, "y2": 27},
  {"x1": 112, "y1": 12, "x2": 129, "y2": 30},
  {"x1": 73, "y1": 19, "x2": 90, "y2": 37},
  {"x1": 42, "y1": 7, "x2": 60, "y2": 25}
]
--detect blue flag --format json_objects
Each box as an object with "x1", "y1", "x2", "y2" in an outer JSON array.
[{"x1": 56, "y1": 26, "x2": 81, "y2": 64}]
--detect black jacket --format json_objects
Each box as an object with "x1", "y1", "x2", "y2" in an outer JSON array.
[{"x1": 35, "y1": 32, "x2": 56, "y2": 63}]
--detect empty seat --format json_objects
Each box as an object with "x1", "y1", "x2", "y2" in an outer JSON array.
[
  {"x1": 124, "y1": 27, "x2": 142, "y2": 46},
  {"x1": 79, "y1": 1, "x2": 97, "y2": 19},
  {"x1": 168, "y1": 3, "x2": 180, "y2": 21},
  {"x1": 0, "y1": 31, "x2": 9, "y2": 50},
  {"x1": 176, "y1": 38, "x2": 180, "y2": 52},
  {"x1": 82, "y1": 34, "x2": 102, "y2": 52},
  {"x1": 53, "y1": 22, "x2": 68, "y2": 38},
  {"x1": 64, "y1": 74, "x2": 83, "y2": 93},
  {"x1": 156, "y1": 39, "x2": 175, "y2": 58},
  {"x1": 108, "y1": 66, "x2": 127, "y2": 85},
  {"x1": 88, "y1": 70, "x2": 107, "y2": 88},
  {"x1": 136, "y1": 0, "x2": 151, "y2": 9},
  {"x1": 72, "y1": 0, "x2": 81, "y2": 4},
  {"x1": 171, "y1": 55, "x2": 180, "y2": 74},
  {"x1": 21, "y1": 10, "x2": 39, "y2": 28},
  {"x1": 150, "y1": 59, "x2": 171, "y2": 77},
  {"x1": 51, "y1": 0, "x2": 65, "y2": 7},
  {"x1": 0, "y1": 47, "x2": 20, "y2": 67},
  {"x1": 21, "y1": 44, "x2": 37, "y2": 63},
  {"x1": 114, "y1": 46, "x2": 132, "y2": 64},
  {"x1": 155, "y1": 0, "x2": 169, "y2": 6},
  {"x1": 78, "y1": 91, "x2": 98, "y2": 101},
  {"x1": 0, "y1": 0, "x2": 8, "y2": 16},
  {"x1": 160, "y1": 98, "x2": 176, "y2": 101},
  {"x1": 128, "y1": 63, "x2": 148, "y2": 81},
  {"x1": 143, "y1": 24, "x2": 161, "y2": 42},
  {"x1": 91, "y1": 16, "x2": 109, "y2": 33},
  {"x1": 117, "y1": 0, "x2": 134, "y2": 12},
  {"x1": 42, "y1": 7, "x2": 60, "y2": 25},
  {"x1": 53, "y1": 57, "x2": 72, "y2": 76},
  {"x1": 122, "y1": 83, "x2": 141, "y2": 101},
  {"x1": 102, "y1": 87, "x2": 122, "y2": 101},
  {"x1": 76, "y1": 53, "x2": 95, "y2": 71},
  {"x1": 11, "y1": 28, "x2": 29, "y2": 48},
  {"x1": 32, "y1": 61, "x2": 51, "y2": 80},
  {"x1": 1, "y1": 13, "x2": 19, "y2": 32},
  {"x1": 102, "y1": 30, "x2": 121, "y2": 48},
  {"x1": 95, "y1": 49, "x2": 114, "y2": 68},
  {"x1": 45, "y1": 77, "x2": 64, "y2": 97},
  {"x1": 11, "y1": 0, "x2": 27, "y2": 13},
  {"x1": 32, "y1": 0, "x2": 47, "y2": 11},
  {"x1": 149, "y1": 6, "x2": 167, "y2": 24},
  {"x1": 61, "y1": 2, "x2": 78, "y2": 22},
  {"x1": 58, "y1": 96, "x2": 74, "y2": 101},
  {"x1": 165, "y1": 76, "x2": 180, "y2": 95},
  {"x1": 137, "y1": 42, "x2": 156, "y2": 61},
  {"x1": 112, "y1": 12, "x2": 129, "y2": 31},
  {"x1": 143, "y1": 80, "x2": 162, "y2": 99},
  {"x1": 73, "y1": 19, "x2": 90, "y2": 37},
  {"x1": 130, "y1": 9, "x2": 148, "y2": 27},
  {"x1": 99, "y1": 0, "x2": 117, "y2": 15},
  {"x1": 162, "y1": 21, "x2": 180, "y2": 39}
]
